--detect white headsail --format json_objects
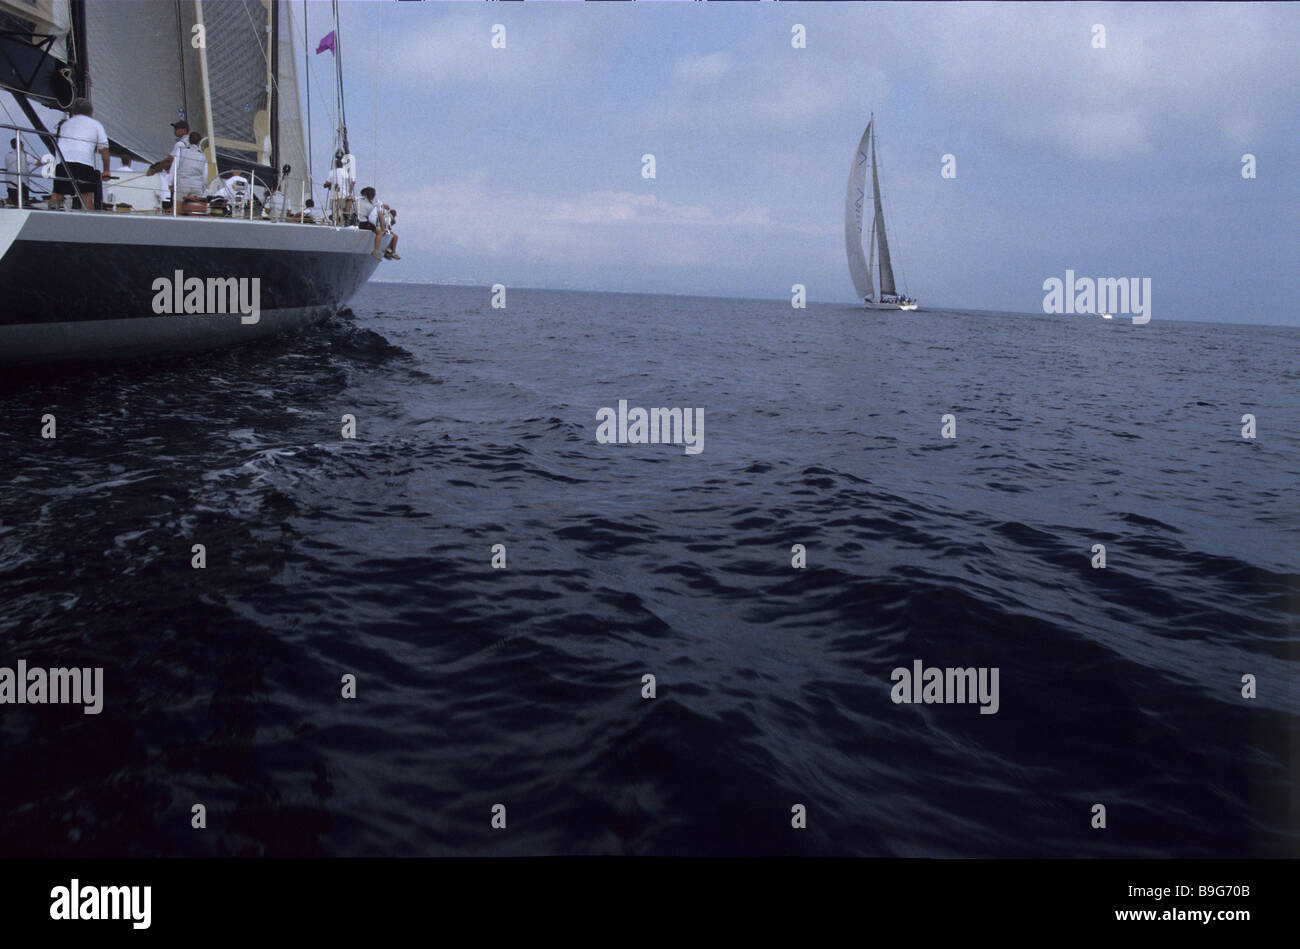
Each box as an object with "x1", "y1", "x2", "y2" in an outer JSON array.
[
  {"x1": 844, "y1": 120, "x2": 873, "y2": 301},
  {"x1": 275, "y1": 1, "x2": 310, "y2": 205}
]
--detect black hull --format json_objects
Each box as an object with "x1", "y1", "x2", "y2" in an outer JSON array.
[{"x1": 0, "y1": 210, "x2": 386, "y2": 366}]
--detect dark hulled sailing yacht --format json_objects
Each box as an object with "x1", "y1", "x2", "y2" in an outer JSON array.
[
  {"x1": 845, "y1": 115, "x2": 918, "y2": 311},
  {"x1": 0, "y1": 0, "x2": 387, "y2": 366}
]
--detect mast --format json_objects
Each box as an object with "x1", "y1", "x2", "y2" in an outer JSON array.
[
  {"x1": 69, "y1": 0, "x2": 87, "y2": 97},
  {"x1": 304, "y1": 0, "x2": 311, "y2": 188},
  {"x1": 332, "y1": 0, "x2": 348, "y2": 158},
  {"x1": 193, "y1": 0, "x2": 218, "y2": 182},
  {"x1": 270, "y1": 0, "x2": 280, "y2": 185},
  {"x1": 173, "y1": 1, "x2": 187, "y2": 121}
]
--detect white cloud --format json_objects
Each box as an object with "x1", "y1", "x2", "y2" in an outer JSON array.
[
  {"x1": 380, "y1": 8, "x2": 614, "y2": 88},
  {"x1": 640, "y1": 30, "x2": 888, "y2": 135},
  {"x1": 632, "y1": 4, "x2": 1296, "y2": 157},
  {"x1": 672, "y1": 51, "x2": 735, "y2": 85},
  {"x1": 382, "y1": 171, "x2": 817, "y2": 268},
  {"x1": 915, "y1": 3, "x2": 1299, "y2": 157}
]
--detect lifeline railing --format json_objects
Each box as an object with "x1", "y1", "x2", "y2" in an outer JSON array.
[
  {"x1": 3, "y1": 120, "x2": 324, "y2": 225},
  {"x1": 1, "y1": 119, "x2": 96, "y2": 212}
]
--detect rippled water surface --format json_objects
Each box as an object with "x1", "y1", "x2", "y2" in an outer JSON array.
[{"x1": 1, "y1": 285, "x2": 1296, "y2": 857}]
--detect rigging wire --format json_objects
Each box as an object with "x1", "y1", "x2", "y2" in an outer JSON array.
[
  {"x1": 372, "y1": 3, "x2": 380, "y2": 193},
  {"x1": 231, "y1": 0, "x2": 315, "y2": 205},
  {"x1": 301, "y1": 20, "x2": 336, "y2": 172},
  {"x1": 0, "y1": 94, "x2": 54, "y2": 197},
  {"x1": 304, "y1": 0, "x2": 311, "y2": 195}
]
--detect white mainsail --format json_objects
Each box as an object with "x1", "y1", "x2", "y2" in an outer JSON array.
[
  {"x1": 844, "y1": 120, "x2": 873, "y2": 301},
  {"x1": 83, "y1": 0, "x2": 188, "y2": 162},
  {"x1": 78, "y1": 0, "x2": 309, "y2": 206}
]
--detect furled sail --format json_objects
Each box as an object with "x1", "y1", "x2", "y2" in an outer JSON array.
[
  {"x1": 82, "y1": 0, "x2": 187, "y2": 161},
  {"x1": 844, "y1": 121, "x2": 873, "y2": 301},
  {"x1": 870, "y1": 124, "x2": 896, "y2": 297}
]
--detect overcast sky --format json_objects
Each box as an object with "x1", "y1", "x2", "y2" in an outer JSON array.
[
  {"x1": 312, "y1": 1, "x2": 1298, "y2": 324},
  {"x1": 16, "y1": 1, "x2": 1300, "y2": 324}
]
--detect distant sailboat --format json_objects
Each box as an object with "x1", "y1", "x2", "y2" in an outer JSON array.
[{"x1": 845, "y1": 115, "x2": 917, "y2": 311}]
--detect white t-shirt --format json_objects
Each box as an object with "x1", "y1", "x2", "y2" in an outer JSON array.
[
  {"x1": 161, "y1": 137, "x2": 186, "y2": 183},
  {"x1": 3, "y1": 147, "x2": 36, "y2": 187},
  {"x1": 56, "y1": 114, "x2": 108, "y2": 168},
  {"x1": 215, "y1": 175, "x2": 249, "y2": 204},
  {"x1": 326, "y1": 166, "x2": 354, "y2": 195},
  {"x1": 356, "y1": 195, "x2": 374, "y2": 222}
]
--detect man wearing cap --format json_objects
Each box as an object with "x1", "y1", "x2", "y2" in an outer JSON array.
[
  {"x1": 146, "y1": 119, "x2": 192, "y2": 207},
  {"x1": 172, "y1": 131, "x2": 209, "y2": 204}
]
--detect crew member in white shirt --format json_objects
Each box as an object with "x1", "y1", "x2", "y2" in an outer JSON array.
[
  {"x1": 209, "y1": 169, "x2": 250, "y2": 215},
  {"x1": 49, "y1": 97, "x2": 109, "y2": 210},
  {"x1": 380, "y1": 206, "x2": 400, "y2": 260},
  {"x1": 4, "y1": 137, "x2": 37, "y2": 206},
  {"x1": 171, "y1": 132, "x2": 208, "y2": 203},
  {"x1": 146, "y1": 118, "x2": 191, "y2": 208},
  {"x1": 356, "y1": 186, "x2": 399, "y2": 260},
  {"x1": 322, "y1": 152, "x2": 354, "y2": 224}
]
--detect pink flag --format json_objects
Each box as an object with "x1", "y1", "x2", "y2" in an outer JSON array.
[{"x1": 316, "y1": 31, "x2": 335, "y2": 55}]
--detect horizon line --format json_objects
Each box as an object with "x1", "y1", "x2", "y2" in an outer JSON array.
[{"x1": 363, "y1": 281, "x2": 1298, "y2": 330}]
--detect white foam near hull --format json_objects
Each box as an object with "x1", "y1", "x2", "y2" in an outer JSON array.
[{"x1": 864, "y1": 300, "x2": 919, "y2": 311}]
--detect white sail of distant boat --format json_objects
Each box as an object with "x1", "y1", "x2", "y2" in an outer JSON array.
[
  {"x1": 844, "y1": 122, "x2": 873, "y2": 301},
  {"x1": 844, "y1": 114, "x2": 918, "y2": 311}
]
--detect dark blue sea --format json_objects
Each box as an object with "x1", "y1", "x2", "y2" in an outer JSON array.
[{"x1": 1, "y1": 284, "x2": 1296, "y2": 857}]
